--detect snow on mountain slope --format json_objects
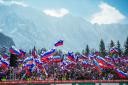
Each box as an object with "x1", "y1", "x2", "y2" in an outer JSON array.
[{"x1": 0, "y1": 4, "x2": 128, "y2": 51}]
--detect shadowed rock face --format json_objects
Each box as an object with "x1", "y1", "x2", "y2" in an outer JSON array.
[{"x1": 0, "y1": 33, "x2": 15, "y2": 48}]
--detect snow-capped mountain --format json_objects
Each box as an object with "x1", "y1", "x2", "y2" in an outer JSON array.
[{"x1": 0, "y1": 3, "x2": 128, "y2": 51}]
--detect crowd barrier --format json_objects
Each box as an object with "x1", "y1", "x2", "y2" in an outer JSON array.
[{"x1": 0, "y1": 80, "x2": 128, "y2": 85}]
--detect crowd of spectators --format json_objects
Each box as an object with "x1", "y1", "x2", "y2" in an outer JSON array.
[{"x1": 0, "y1": 47, "x2": 128, "y2": 81}]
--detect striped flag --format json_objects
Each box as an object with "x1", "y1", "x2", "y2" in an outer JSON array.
[
  {"x1": 54, "y1": 40, "x2": 63, "y2": 47},
  {"x1": 67, "y1": 52, "x2": 76, "y2": 62},
  {"x1": 41, "y1": 48, "x2": 56, "y2": 62},
  {"x1": 19, "y1": 49, "x2": 26, "y2": 58},
  {"x1": 115, "y1": 69, "x2": 127, "y2": 79},
  {"x1": 105, "y1": 56, "x2": 113, "y2": 62},
  {"x1": 35, "y1": 59, "x2": 43, "y2": 69},
  {"x1": 93, "y1": 59, "x2": 102, "y2": 73},
  {"x1": 9, "y1": 46, "x2": 20, "y2": 55},
  {"x1": 2, "y1": 54, "x2": 9, "y2": 59},
  {"x1": 23, "y1": 57, "x2": 33, "y2": 64},
  {"x1": 96, "y1": 56, "x2": 115, "y2": 69},
  {"x1": 23, "y1": 57, "x2": 36, "y2": 75},
  {"x1": 0, "y1": 60, "x2": 9, "y2": 69},
  {"x1": 24, "y1": 64, "x2": 36, "y2": 76},
  {"x1": 51, "y1": 56, "x2": 63, "y2": 63},
  {"x1": 96, "y1": 56, "x2": 108, "y2": 68},
  {"x1": 110, "y1": 47, "x2": 118, "y2": 54},
  {"x1": 82, "y1": 61, "x2": 90, "y2": 67}
]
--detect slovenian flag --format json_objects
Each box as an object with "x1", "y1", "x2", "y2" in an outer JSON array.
[
  {"x1": 110, "y1": 47, "x2": 118, "y2": 54},
  {"x1": 19, "y1": 49, "x2": 26, "y2": 58},
  {"x1": 115, "y1": 69, "x2": 127, "y2": 79},
  {"x1": 23, "y1": 58, "x2": 34, "y2": 71},
  {"x1": 54, "y1": 40, "x2": 63, "y2": 47},
  {"x1": 2, "y1": 54, "x2": 9, "y2": 59},
  {"x1": 9, "y1": 46, "x2": 20, "y2": 55},
  {"x1": 96, "y1": 56, "x2": 115, "y2": 69},
  {"x1": 82, "y1": 61, "x2": 89, "y2": 67},
  {"x1": 67, "y1": 52, "x2": 75, "y2": 62},
  {"x1": 105, "y1": 56, "x2": 113, "y2": 62},
  {"x1": 96, "y1": 56, "x2": 108, "y2": 68},
  {"x1": 35, "y1": 59, "x2": 43, "y2": 69},
  {"x1": 24, "y1": 64, "x2": 35, "y2": 76},
  {"x1": 51, "y1": 56, "x2": 63, "y2": 63},
  {"x1": 93, "y1": 59, "x2": 102, "y2": 73},
  {"x1": 41, "y1": 48, "x2": 56, "y2": 62},
  {"x1": 23, "y1": 57, "x2": 33, "y2": 64},
  {"x1": 0, "y1": 60, "x2": 9, "y2": 69}
]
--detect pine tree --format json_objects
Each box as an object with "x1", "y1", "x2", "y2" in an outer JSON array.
[
  {"x1": 33, "y1": 46, "x2": 36, "y2": 50},
  {"x1": 58, "y1": 49, "x2": 63, "y2": 56},
  {"x1": 110, "y1": 40, "x2": 115, "y2": 48},
  {"x1": 85, "y1": 45, "x2": 90, "y2": 56},
  {"x1": 29, "y1": 49, "x2": 31, "y2": 55},
  {"x1": 116, "y1": 40, "x2": 122, "y2": 56},
  {"x1": 124, "y1": 37, "x2": 128, "y2": 56},
  {"x1": 99, "y1": 39, "x2": 106, "y2": 57},
  {"x1": 82, "y1": 49, "x2": 85, "y2": 55}
]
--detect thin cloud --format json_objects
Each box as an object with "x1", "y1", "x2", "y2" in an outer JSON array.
[
  {"x1": 0, "y1": 0, "x2": 28, "y2": 7},
  {"x1": 43, "y1": 8, "x2": 69, "y2": 18},
  {"x1": 10, "y1": 1, "x2": 28, "y2": 7},
  {"x1": 90, "y1": 2, "x2": 125, "y2": 25}
]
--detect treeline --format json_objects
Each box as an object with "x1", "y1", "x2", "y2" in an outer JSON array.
[
  {"x1": 32, "y1": 37, "x2": 128, "y2": 57},
  {"x1": 0, "y1": 37, "x2": 128, "y2": 58},
  {"x1": 82, "y1": 37, "x2": 128, "y2": 57}
]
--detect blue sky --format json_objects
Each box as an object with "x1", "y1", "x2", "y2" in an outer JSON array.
[
  {"x1": 1, "y1": 0, "x2": 128, "y2": 24},
  {"x1": 21, "y1": 0, "x2": 128, "y2": 24},
  {"x1": 102, "y1": 0, "x2": 128, "y2": 16},
  {"x1": 22, "y1": 0, "x2": 128, "y2": 16}
]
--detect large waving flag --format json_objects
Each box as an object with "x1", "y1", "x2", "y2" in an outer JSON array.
[
  {"x1": 54, "y1": 40, "x2": 63, "y2": 47},
  {"x1": 93, "y1": 59, "x2": 102, "y2": 73},
  {"x1": 41, "y1": 48, "x2": 56, "y2": 62},
  {"x1": 9, "y1": 46, "x2": 20, "y2": 55},
  {"x1": 96, "y1": 56, "x2": 115, "y2": 69},
  {"x1": 115, "y1": 69, "x2": 127, "y2": 79},
  {"x1": 96, "y1": 56, "x2": 108, "y2": 68},
  {"x1": 67, "y1": 52, "x2": 76, "y2": 62},
  {"x1": 0, "y1": 60, "x2": 9, "y2": 70},
  {"x1": 23, "y1": 57, "x2": 36, "y2": 74}
]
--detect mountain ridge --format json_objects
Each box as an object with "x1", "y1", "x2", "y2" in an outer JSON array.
[{"x1": 0, "y1": 4, "x2": 128, "y2": 51}]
